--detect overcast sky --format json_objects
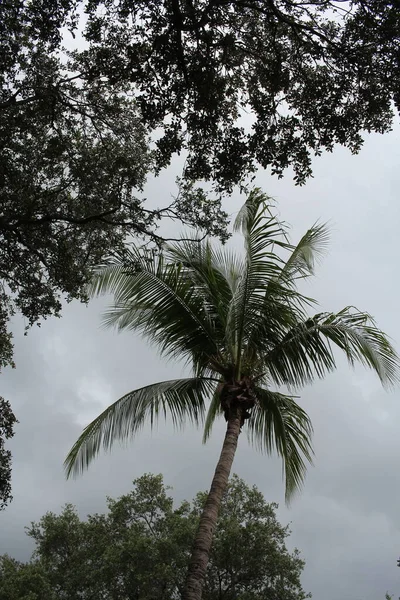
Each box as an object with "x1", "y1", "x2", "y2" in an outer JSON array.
[{"x1": 1, "y1": 125, "x2": 400, "y2": 600}]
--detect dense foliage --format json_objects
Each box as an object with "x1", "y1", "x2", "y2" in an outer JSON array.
[
  {"x1": 82, "y1": 0, "x2": 400, "y2": 190},
  {"x1": 0, "y1": 0, "x2": 228, "y2": 371},
  {"x1": 0, "y1": 398, "x2": 17, "y2": 510},
  {"x1": 0, "y1": 474, "x2": 309, "y2": 600}
]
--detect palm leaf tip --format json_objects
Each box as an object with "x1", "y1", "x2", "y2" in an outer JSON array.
[
  {"x1": 319, "y1": 308, "x2": 400, "y2": 388},
  {"x1": 233, "y1": 188, "x2": 276, "y2": 233},
  {"x1": 266, "y1": 307, "x2": 400, "y2": 390},
  {"x1": 289, "y1": 222, "x2": 330, "y2": 276}
]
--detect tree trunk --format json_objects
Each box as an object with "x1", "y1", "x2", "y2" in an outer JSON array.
[{"x1": 182, "y1": 411, "x2": 242, "y2": 600}]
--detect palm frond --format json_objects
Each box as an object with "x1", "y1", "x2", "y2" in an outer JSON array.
[
  {"x1": 167, "y1": 238, "x2": 233, "y2": 341},
  {"x1": 229, "y1": 190, "x2": 292, "y2": 373},
  {"x1": 88, "y1": 248, "x2": 220, "y2": 371},
  {"x1": 202, "y1": 387, "x2": 224, "y2": 444},
  {"x1": 65, "y1": 378, "x2": 215, "y2": 478},
  {"x1": 87, "y1": 246, "x2": 146, "y2": 298},
  {"x1": 266, "y1": 308, "x2": 400, "y2": 389},
  {"x1": 234, "y1": 189, "x2": 286, "y2": 242},
  {"x1": 235, "y1": 206, "x2": 328, "y2": 367},
  {"x1": 246, "y1": 388, "x2": 314, "y2": 502},
  {"x1": 239, "y1": 281, "x2": 317, "y2": 368},
  {"x1": 168, "y1": 238, "x2": 249, "y2": 365},
  {"x1": 278, "y1": 222, "x2": 330, "y2": 284},
  {"x1": 209, "y1": 246, "x2": 244, "y2": 295}
]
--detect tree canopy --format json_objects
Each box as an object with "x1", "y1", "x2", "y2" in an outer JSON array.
[
  {"x1": 0, "y1": 0, "x2": 228, "y2": 372},
  {"x1": 82, "y1": 0, "x2": 400, "y2": 190},
  {"x1": 0, "y1": 474, "x2": 309, "y2": 600}
]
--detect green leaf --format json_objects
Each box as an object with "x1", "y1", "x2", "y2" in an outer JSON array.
[
  {"x1": 247, "y1": 388, "x2": 314, "y2": 502},
  {"x1": 64, "y1": 378, "x2": 215, "y2": 478},
  {"x1": 202, "y1": 387, "x2": 224, "y2": 444},
  {"x1": 167, "y1": 238, "x2": 232, "y2": 344},
  {"x1": 266, "y1": 308, "x2": 400, "y2": 389},
  {"x1": 89, "y1": 246, "x2": 220, "y2": 372},
  {"x1": 229, "y1": 189, "x2": 291, "y2": 373},
  {"x1": 277, "y1": 222, "x2": 330, "y2": 284}
]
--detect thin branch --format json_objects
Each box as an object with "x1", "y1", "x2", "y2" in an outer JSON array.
[{"x1": 0, "y1": 94, "x2": 38, "y2": 110}]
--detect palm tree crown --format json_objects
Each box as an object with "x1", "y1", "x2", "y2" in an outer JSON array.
[{"x1": 65, "y1": 189, "x2": 399, "y2": 500}]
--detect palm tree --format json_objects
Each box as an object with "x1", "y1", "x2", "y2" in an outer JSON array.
[{"x1": 65, "y1": 190, "x2": 399, "y2": 600}]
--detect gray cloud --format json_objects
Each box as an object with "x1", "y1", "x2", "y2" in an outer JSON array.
[{"x1": 1, "y1": 127, "x2": 400, "y2": 600}]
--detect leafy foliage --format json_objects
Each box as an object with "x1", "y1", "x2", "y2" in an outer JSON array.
[
  {"x1": 0, "y1": 0, "x2": 228, "y2": 371},
  {"x1": 198, "y1": 475, "x2": 310, "y2": 600},
  {"x1": 66, "y1": 189, "x2": 399, "y2": 500},
  {"x1": 0, "y1": 474, "x2": 310, "y2": 600},
  {"x1": 0, "y1": 397, "x2": 17, "y2": 511},
  {"x1": 81, "y1": 0, "x2": 400, "y2": 191},
  {"x1": 0, "y1": 557, "x2": 55, "y2": 600},
  {"x1": 1, "y1": 0, "x2": 146, "y2": 353}
]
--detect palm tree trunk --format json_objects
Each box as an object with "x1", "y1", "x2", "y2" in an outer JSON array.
[{"x1": 182, "y1": 410, "x2": 242, "y2": 600}]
